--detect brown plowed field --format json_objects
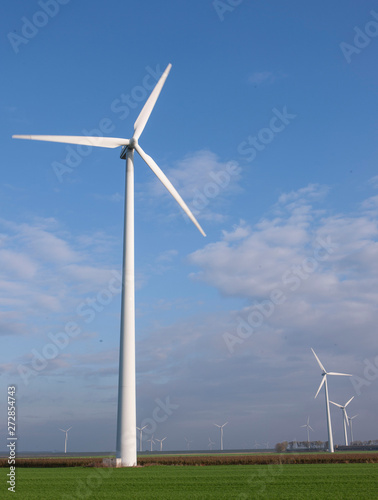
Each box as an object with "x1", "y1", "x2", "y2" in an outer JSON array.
[{"x1": 1, "y1": 452, "x2": 378, "y2": 467}]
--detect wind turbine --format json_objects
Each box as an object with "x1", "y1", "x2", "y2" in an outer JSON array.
[
  {"x1": 136, "y1": 425, "x2": 147, "y2": 452},
  {"x1": 184, "y1": 437, "x2": 192, "y2": 451},
  {"x1": 253, "y1": 440, "x2": 261, "y2": 449},
  {"x1": 147, "y1": 435, "x2": 155, "y2": 452},
  {"x1": 155, "y1": 437, "x2": 167, "y2": 452},
  {"x1": 59, "y1": 427, "x2": 72, "y2": 454},
  {"x1": 348, "y1": 414, "x2": 358, "y2": 444},
  {"x1": 208, "y1": 437, "x2": 215, "y2": 450},
  {"x1": 301, "y1": 416, "x2": 314, "y2": 445},
  {"x1": 13, "y1": 64, "x2": 206, "y2": 467},
  {"x1": 311, "y1": 348, "x2": 352, "y2": 453},
  {"x1": 330, "y1": 396, "x2": 354, "y2": 446},
  {"x1": 213, "y1": 422, "x2": 228, "y2": 451}
]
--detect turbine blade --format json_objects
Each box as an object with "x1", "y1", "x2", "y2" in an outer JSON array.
[
  {"x1": 327, "y1": 372, "x2": 352, "y2": 377},
  {"x1": 344, "y1": 409, "x2": 349, "y2": 425},
  {"x1": 314, "y1": 376, "x2": 325, "y2": 398},
  {"x1": 311, "y1": 348, "x2": 326, "y2": 372},
  {"x1": 329, "y1": 401, "x2": 342, "y2": 408},
  {"x1": 133, "y1": 64, "x2": 172, "y2": 140},
  {"x1": 309, "y1": 426, "x2": 314, "y2": 431},
  {"x1": 135, "y1": 144, "x2": 206, "y2": 237},
  {"x1": 12, "y1": 135, "x2": 130, "y2": 148},
  {"x1": 345, "y1": 396, "x2": 354, "y2": 407}
]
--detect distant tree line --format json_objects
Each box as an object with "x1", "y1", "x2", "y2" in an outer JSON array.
[{"x1": 275, "y1": 440, "x2": 378, "y2": 452}]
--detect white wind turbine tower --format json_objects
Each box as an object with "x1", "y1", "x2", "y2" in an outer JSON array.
[
  {"x1": 329, "y1": 396, "x2": 354, "y2": 446},
  {"x1": 59, "y1": 427, "x2": 72, "y2": 454},
  {"x1": 348, "y1": 414, "x2": 358, "y2": 444},
  {"x1": 147, "y1": 436, "x2": 155, "y2": 452},
  {"x1": 301, "y1": 416, "x2": 314, "y2": 445},
  {"x1": 208, "y1": 437, "x2": 215, "y2": 450},
  {"x1": 136, "y1": 425, "x2": 147, "y2": 452},
  {"x1": 213, "y1": 422, "x2": 228, "y2": 451},
  {"x1": 155, "y1": 437, "x2": 167, "y2": 452},
  {"x1": 311, "y1": 348, "x2": 352, "y2": 453},
  {"x1": 13, "y1": 64, "x2": 206, "y2": 467}
]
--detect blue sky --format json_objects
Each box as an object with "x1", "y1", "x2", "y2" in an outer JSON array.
[{"x1": 1, "y1": 0, "x2": 378, "y2": 452}]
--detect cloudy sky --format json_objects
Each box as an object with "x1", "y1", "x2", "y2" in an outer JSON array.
[{"x1": 1, "y1": 0, "x2": 378, "y2": 452}]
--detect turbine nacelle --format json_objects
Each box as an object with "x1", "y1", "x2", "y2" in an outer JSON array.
[{"x1": 120, "y1": 145, "x2": 128, "y2": 159}]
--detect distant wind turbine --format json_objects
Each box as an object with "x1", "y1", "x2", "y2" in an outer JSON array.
[
  {"x1": 13, "y1": 64, "x2": 206, "y2": 467},
  {"x1": 311, "y1": 348, "x2": 352, "y2": 453},
  {"x1": 330, "y1": 396, "x2": 354, "y2": 446},
  {"x1": 59, "y1": 427, "x2": 72, "y2": 454},
  {"x1": 348, "y1": 414, "x2": 358, "y2": 444},
  {"x1": 301, "y1": 416, "x2": 314, "y2": 445},
  {"x1": 136, "y1": 425, "x2": 147, "y2": 452},
  {"x1": 213, "y1": 422, "x2": 228, "y2": 451},
  {"x1": 155, "y1": 437, "x2": 167, "y2": 452},
  {"x1": 147, "y1": 435, "x2": 155, "y2": 452},
  {"x1": 184, "y1": 437, "x2": 192, "y2": 451},
  {"x1": 208, "y1": 437, "x2": 215, "y2": 450}
]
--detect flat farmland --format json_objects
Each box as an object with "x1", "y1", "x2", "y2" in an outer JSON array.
[{"x1": 1, "y1": 463, "x2": 378, "y2": 499}]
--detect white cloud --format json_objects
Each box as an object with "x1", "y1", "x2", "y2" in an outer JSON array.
[
  {"x1": 187, "y1": 184, "x2": 378, "y2": 358},
  {"x1": 248, "y1": 71, "x2": 274, "y2": 85},
  {"x1": 0, "y1": 249, "x2": 37, "y2": 279},
  {"x1": 156, "y1": 249, "x2": 178, "y2": 262},
  {"x1": 369, "y1": 175, "x2": 378, "y2": 189},
  {"x1": 221, "y1": 221, "x2": 251, "y2": 242},
  {"x1": 248, "y1": 71, "x2": 288, "y2": 86},
  {"x1": 18, "y1": 224, "x2": 81, "y2": 264},
  {"x1": 145, "y1": 150, "x2": 242, "y2": 223},
  {"x1": 0, "y1": 218, "x2": 122, "y2": 335}
]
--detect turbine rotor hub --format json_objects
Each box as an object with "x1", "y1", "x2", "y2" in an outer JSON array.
[
  {"x1": 120, "y1": 138, "x2": 138, "y2": 159},
  {"x1": 129, "y1": 138, "x2": 137, "y2": 149}
]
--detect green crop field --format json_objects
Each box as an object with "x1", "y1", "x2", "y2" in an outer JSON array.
[{"x1": 2, "y1": 463, "x2": 378, "y2": 500}]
